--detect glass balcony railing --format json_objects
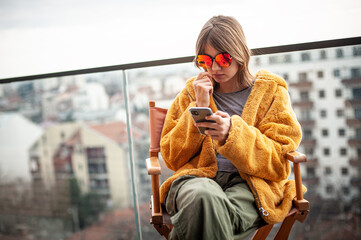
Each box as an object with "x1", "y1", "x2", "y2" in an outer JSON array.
[{"x1": 0, "y1": 37, "x2": 361, "y2": 240}]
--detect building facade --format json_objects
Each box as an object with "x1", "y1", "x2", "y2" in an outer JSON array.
[{"x1": 250, "y1": 44, "x2": 361, "y2": 205}]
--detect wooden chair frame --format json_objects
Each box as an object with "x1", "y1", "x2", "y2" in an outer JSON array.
[{"x1": 146, "y1": 101, "x2": 309, "y2": 240}]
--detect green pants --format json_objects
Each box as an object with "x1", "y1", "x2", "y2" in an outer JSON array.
[{"x1": 165, "y1": 172, "x2": 264, "y2": 240}]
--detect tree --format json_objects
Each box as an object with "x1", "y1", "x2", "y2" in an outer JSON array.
[{"x1": 69, "y1": 178, "x2": 106, "y2": 229}]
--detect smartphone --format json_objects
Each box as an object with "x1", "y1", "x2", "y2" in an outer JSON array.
[{"x1": 189, "y1": 107, "x2": 216, "y2": 135}]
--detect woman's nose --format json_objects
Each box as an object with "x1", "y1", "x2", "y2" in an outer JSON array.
[{"x1": 212, "y1": 59, "x2": 221, "y2": 71}]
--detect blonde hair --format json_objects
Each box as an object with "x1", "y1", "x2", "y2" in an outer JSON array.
[{"x1": 194, "y1": 15, "x2": 254, "y2": 87}]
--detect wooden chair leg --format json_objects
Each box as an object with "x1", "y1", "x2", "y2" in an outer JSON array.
[
  {"x1": 274, "y1": 214, "x2": 296, "y2": 240},
  {"x1": 154, "y1": 224, "x2": 171, "y2": 240},
  {"x1": 252, "y1": 224, "x2": 274, "y2": 240}
]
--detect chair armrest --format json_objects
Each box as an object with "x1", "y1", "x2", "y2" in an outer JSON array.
[
  {"x1": 287, "y1": 151, "x2": 310, "y2": 221},
  {"x1": 286, "y1": 151, "x2": 307, "y2": 163},
  {"x1": 286, "y1": 151, "x2": 307, "y2": 201},
  {"x1": 146, "y1": 156, "x2": 162, "y2": 214},
  {"x1": 146, "y1": 156, "x2": 161, "y2": 175}
]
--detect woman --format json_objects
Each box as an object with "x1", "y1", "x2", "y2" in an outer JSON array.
[{"x1": 159, "y1": 15, "x2": 304, "y2": 239}]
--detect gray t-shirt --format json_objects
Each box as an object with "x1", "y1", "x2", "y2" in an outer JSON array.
[{"x1": 213, "y1": 86, "x2": 253, "y2": 172}]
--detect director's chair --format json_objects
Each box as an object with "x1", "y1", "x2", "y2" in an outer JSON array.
[{"x1": 146, "y1": 100, "x2": 309, "y2": 239}]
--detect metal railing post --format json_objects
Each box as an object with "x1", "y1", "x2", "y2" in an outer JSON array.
[{"x1": 122, "y1": 70, "x2": 142, "y2": 240}]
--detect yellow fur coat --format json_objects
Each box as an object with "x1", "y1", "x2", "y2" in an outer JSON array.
[{"x1": 160, "y1": 69, "x2": 305, "y2": 224}]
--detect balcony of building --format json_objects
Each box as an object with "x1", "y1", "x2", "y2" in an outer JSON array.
[
  {"x1": 349, "y1": 158, "x2": 361, "y2": 167},
  {"x1": 303, "y1": 176, "x2": 320, "y2": 185},
  {"x1": 304, "y1": 157, "x2": 318, "y2": 167},
  {"x1": 346, "y1": 118, "x2": 361, "y2": 128},
  {"x1": 292, "y1": 100, "x2": 314, "y2": 109},
  {"x1": 298, "y1": 119, "x2": 316, "y2": 128},
  {"x1": 345, "y1": 99, "x2": 361, "y2": 108},
  {"x1": 348, "y1": 137, "x2": 361, "y2": 147},
  {"x1": 341, "y1": 77, "x2": 361, "y2": 87},
  {"x1": 350, "y1": 177, "x2": 361, "y2": 187},
  {"x1": 300, "y1": 138, "x2": 317, "y2": 147},
  {"x1": 289, "y1": 80, "x2": 313, "y2": 89}
]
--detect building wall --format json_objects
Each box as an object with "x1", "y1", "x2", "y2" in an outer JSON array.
[
  {"x1": 250, "y1": 45, "x2": 361, "y2": 202},
  {"x1": 29, "y1": 122, "x2": 80, "y2": 191},
  {"x1": 76, "y1": 125, "x2": 130, "y2": 209}
]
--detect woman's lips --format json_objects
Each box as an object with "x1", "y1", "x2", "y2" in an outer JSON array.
[{"x1": 213, "y1": 74, "x2": 224, "y2": 78}]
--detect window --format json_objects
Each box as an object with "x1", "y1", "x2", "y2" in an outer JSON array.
[
  {"x1": 317, "y1": 71, "x2": 324, "y2": 78},
  {"x1": 340, "y1": 148, "x2": 347, "y2": 156},
  {"x1": 269, "y1": 56, "x2": 277, "y2": 64},
  {"x1": 326, "y1": 185, "x2": 334, "y2": 194},
  {"x1": 320, "y1": 50, "x2": 327, "y2": 59},
  {"x1": 300, "y1": 91, "x2": 309, "y2": 101},
  {"x1": 301, "y1": 109, "x2": 311, "y2": 121},
  {"x1": 319, "y1": 90, "x2": 325, "y2": 98},
  {"x1": 299, "y1": 72, "x2": 308, "y2": 81},
  {"x1": 333, "y1": 69, "x2": 340, "y2": 77},
  {"x1": 336, "y1": 48, "x2": 344, "y2": 58},
  {"x1": 283, "y1": 73, "x2": 289, "y2": 81},
  {"x1": 341, "y1": 167, "x2": 348, "y2": 175},
  {"x1": 355, "y1": 109, "x2": 361, "y2": 119},
  {"x1": 322, "y1": 129, "x2": 329, "y2": 137},
  {"x1": 335, "y1": 89, "x2": 342, "y2": 97},
  {"x1": 303, "y1": 129, "x2": 313, "y2": 139},
  {"x1": 356, "y1": 128, "x2": 361, "y2": 139},
  {"x1": 342, "y1": 187, "x2": 350, "y2": 195},
  {"x1": 353, "y1": 88, "x2": 361, "y2": 99},
  {"x1": 323, "y1": 148, "x2": 330, "y2": 156},
  {"x1": 284, "y1": 55, "x2": 292, "y2": 63},
  {"x1": 86, "y1": 147, "x2": 105, "y2": 158},
  {"x1": 351, "y1": 68, "x2": 361, "y2": 78},
  {"x1": 320, "y1": 110, "x2": 327, "y2": 118},
  {"x1": 338, "y1": 128, "x2": 346, "y2": 137},
  {"x1": 325, "y1": 167, "x2": 332, "y2": 175},
  {"x1": 336, "y1": 109, "x2": 344, "y2": 117},
  {"x1": 269, "y1": 55, "x2": 292, "y2": 64},
  {"x1": 353, "y1": 46, "x2": 361, "y2": 56},
  {"x1": 306, "y1": 167, "x2": 315, "y2": 177},
  {"x1": 301, "y1": 52, "x2": 311, "y2": 61},
  {"x1": 305, "y1": 147, "x2": 314, "y2": 156}
]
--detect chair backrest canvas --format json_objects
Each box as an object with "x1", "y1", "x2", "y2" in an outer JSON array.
[{"x1": 149, "y1": 101, "x2": 168, "y2": 153}]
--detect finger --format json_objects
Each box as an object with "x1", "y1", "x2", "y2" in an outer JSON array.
[
  {"x1": 205, "y1": 115, "x2": 223, "y2": 124},
  {"x1": 204, "y1": 129, "x2": 219, "y2": 136},
  {"x1": 197, "y1": 72, "x2": 212, "y2": 79},
  {"x1": 214, "y1": 111, "x2": 230, "y2": 118},
  {"x1": 195, "y1": 122, "x2": 217, "y2": 129},
  {"x1": 194, "y1": 78, "x2": 213, "y2": 87}
]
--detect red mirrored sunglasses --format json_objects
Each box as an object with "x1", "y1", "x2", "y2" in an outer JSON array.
[{"x1": 197, "y1": 52, "x2": 232, "y2": 69}]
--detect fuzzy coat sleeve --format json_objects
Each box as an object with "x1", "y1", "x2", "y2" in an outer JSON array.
[
  {"x1": 160, "y1": 85, "x2": 207, "y2": 171},
  {"x1": 214, "y1": 85, "x2": 302, "y2": 182}
]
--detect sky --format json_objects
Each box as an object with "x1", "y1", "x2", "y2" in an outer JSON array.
[{"x1": 0, "y1": 0, "x2": 360, "y2": 80}]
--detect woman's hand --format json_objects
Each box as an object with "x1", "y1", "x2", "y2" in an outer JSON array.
[
  {"x1": 195, "y1": 111, "x2": 231, "y2": 144},
  {"x1": 193, "y1": 72, "x2": 213, "y2": 107}
]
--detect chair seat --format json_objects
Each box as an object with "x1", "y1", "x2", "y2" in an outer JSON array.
[{"x1": 161, "y1": 204, "x2": 172, "y2": 225}]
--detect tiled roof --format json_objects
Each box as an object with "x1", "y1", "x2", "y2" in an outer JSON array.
[{"x1": 90, "y1": 121, "x2": 128, "y2": 144}]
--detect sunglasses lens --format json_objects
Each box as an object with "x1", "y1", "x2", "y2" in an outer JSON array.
[
  {"x1": 197, "y1": 55, "x2": 212, "y2": 69},
  {"x1": 215, "y1": 53, "x2": 232, "y2": 68}
]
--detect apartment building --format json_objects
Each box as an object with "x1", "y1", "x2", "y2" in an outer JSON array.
[
  {"x1": 29, "y1": 121, "x2": 131, "y2": 211},
  {"x1": 249, "y1": 44, "x2": 361, "y2": 204}
]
